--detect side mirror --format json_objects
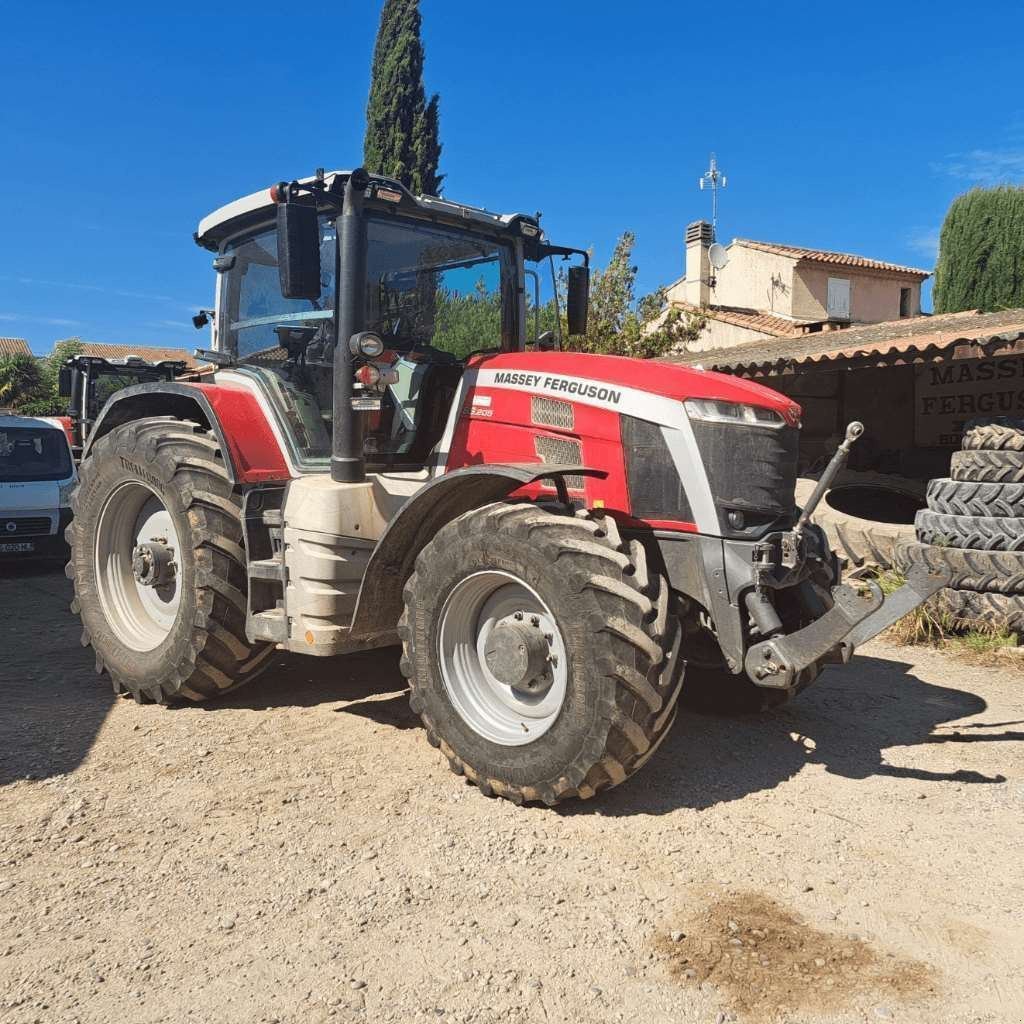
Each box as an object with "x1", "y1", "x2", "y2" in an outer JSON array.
[
  {"x1": 276, "y1": 199, "x2": 321, "y2": 301},
  {"x1": 566, "y1": 265, "x2": 589, "y2": 337},
  {"x1": 57, "y1": 365, "x2": 73, "y2": 398}
]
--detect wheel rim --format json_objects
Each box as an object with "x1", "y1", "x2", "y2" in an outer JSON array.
[
  {"x1": 437, "y1": 570, "x2": 568, "y2": 746},
  {"x1": 95, "y1": 481, "x2": 182, "y2": 652}
]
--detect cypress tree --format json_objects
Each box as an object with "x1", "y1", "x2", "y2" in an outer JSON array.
[
  {"x1": 933, "y1": 186, "x2": 1024, "y2": 313},
  {"x1": 363, "y1": 0, "x2": 443, "y2": 196}
]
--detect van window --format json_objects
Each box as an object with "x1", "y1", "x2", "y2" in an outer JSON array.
[{"x1": 0, "y1": 427, "x2": 73, "y2": 482}]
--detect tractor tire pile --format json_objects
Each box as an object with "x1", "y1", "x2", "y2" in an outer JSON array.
[{"x1": 897, "y1": 417, "x2": 1024, "y2": 634}]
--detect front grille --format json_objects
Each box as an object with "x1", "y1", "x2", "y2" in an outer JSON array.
[
  {"x1": 621, "y1": 416, "x2": 693, "y2": 523},
  {"x1": 690, "y1": 420, "x2": 799, "y2": 537},
  {"x1": 0, "y1": 516, "x2": 53, "y2": 537},
  {"x1": 531, "y1": 396, "x2": 574, "y2": 430},
  {"x1": 534, "y1": 434, "x2": 584, "y2": 491}
]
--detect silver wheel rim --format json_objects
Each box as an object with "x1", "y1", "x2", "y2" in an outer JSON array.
[
  {"x1": 437, "y1": 570, "x2": 568, "y2": 746},
  {"x1": 95, "y1": 481, "x2": 182, "y2": 652}
]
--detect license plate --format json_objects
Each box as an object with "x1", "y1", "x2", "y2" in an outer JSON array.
[{"x1": 0, "y1": 542, "x2": 34, "y2": 553}]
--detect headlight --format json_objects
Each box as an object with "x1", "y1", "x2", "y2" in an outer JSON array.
[
  {"x1": 59, "y1": 481, "x2": 76, "y2": 507},
  {"x1": 685, "y1": 398, "x2": 788, "y2": 428}
]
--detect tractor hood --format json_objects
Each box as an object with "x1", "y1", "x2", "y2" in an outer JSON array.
[{"x1": 470, "y1": 351, "x2": 801, "y2": 421}]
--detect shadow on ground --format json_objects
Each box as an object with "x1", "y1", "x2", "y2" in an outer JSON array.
[
  {"x1": 574, "y1": 654, "x2": 1009, "y2": 817},
  {"x1": 204, "y1": 643, "x2": 1012, "y2": 814},
  {"x1": 3, "y1": 561, "x2": 1014, "y2": 811},
  {"x1": 0, "y1": 562, "x2": 115, "y2": 786}
]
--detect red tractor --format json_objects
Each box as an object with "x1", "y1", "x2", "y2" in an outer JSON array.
[{"x1": 66, "y1": 169, "x2": 944, "y2": 805}]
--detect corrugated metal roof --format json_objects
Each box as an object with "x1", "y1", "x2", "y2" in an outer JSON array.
[
  {"x1": 666, "y1": 308, "x2": 1024, "y2": 377},
  {"x1": 735, "y1": 239, "x2": 931, "y2": 278},
  {"x1": 0, "y1": 337, "x2": 31, "y2": 358}
]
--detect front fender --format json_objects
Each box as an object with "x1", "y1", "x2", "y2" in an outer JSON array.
[
  {"x1": 83, "y1": 381, "x2": 291, "y2": 486},
  {"x1": 349, "y1": 462, "x2": 607, "y2": 639}
]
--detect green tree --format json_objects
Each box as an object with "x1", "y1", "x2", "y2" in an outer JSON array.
[
  {"x1": 0, "y1": 353, "x2": 44, "y2": 410},
  {"x1": 569, "y1": 233, "x2": 704, "y2": 359},
  {"x1": 933, "y1": 186, "x2": 1024, "y2": 313},
  {"x1": 15, "y1": 338, "x2": 83, "y2": 417},
  {"x1": 364, "y1": 0, "x2": 443, "y2": 196}
]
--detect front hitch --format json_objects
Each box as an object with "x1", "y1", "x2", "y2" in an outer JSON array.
[{"x1": 743, "y1": 564, "x2": 949, "y2": 689}]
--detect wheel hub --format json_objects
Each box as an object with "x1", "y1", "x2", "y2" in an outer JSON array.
[
  {"x1": 484, "y1": 615, "x2": 553, "y2": 696},
  {"x1": 437, "y1": 571, "x2": 569, "y2": 746},
  {"x1": 131, "y1": 540, "x2": 176, "y2": 588}
]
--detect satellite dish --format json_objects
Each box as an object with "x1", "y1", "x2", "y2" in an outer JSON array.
[{"x1": 708, "y1": 242, "x2": 729, "y2": 270}]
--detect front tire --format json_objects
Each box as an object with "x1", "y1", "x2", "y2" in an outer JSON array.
[
  {"x1": 399, "y1": 503, "x2": 683, "y2": 805},
  {"x1": 67, "y1": 417, "x2": 270, "y2": 703}
]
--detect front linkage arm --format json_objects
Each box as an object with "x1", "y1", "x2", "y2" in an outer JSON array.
[{"x1": 744, "y1": 564, "x2": 949, "y2": 689}]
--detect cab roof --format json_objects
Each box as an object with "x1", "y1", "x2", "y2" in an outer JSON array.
[{"x1": 195, "y1": 169, "x2": 543, "y2": 252}]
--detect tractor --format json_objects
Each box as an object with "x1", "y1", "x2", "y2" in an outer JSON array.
[
  {"x1": 58, "y1": 353, "x2": 186, "y2": 460},
  {"x1": 65, "y1": 168, "x2": 945, "y2": 805}
]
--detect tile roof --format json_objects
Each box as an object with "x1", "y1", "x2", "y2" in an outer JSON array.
[
  {"x1": 0, "y1": 337, "x2": 31, "y2": 358},
  {"x1": 735, "y1": 239, "x2": 931, "y2": 278},
  {"x1": 672, "y1": 301, "x2": 802, "y2": 338},
  {"x1": 77, "y1": 342, "x2": 199, "y2": 368},
  {"x1": 666, "y1": 308, "x2": 1024, "y2": 377}
]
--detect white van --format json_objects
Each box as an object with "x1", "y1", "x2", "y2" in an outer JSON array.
[{"x1": 0, "y1": 413, "x2": 76, "y2": 560}]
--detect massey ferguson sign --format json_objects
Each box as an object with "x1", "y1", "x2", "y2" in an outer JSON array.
[{"x1": 914, "y1": 355, "x2": 1024, "y2": 446}]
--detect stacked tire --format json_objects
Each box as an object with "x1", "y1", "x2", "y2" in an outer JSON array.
[{"x1": 897, "y1": 418, "x2": 1024, "y2": 634}]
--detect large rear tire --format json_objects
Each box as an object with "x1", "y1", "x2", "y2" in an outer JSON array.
[
  {"x1": 67, "y1": 418, "x2": 270, "y2": 703},
  {"x1": 399, "y1": 503, "x2": 683, "y2": 805}
]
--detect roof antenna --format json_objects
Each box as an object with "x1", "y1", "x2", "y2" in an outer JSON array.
[{"x1": 698, "y1": 153, "x2": 728, "y2": 241}]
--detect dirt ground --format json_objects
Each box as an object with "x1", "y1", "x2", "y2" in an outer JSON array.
[{"x1": 2, "y1": 563, "x2": 1023, "y2": 1024}]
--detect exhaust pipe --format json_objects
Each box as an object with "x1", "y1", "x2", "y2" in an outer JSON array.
[{"x1": 331, "y1": 169, "x2": 370, "y2": 484}]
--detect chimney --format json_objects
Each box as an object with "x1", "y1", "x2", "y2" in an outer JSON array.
[{"x1": 685, "y1": 220, "x2": 712, "y2": 306}]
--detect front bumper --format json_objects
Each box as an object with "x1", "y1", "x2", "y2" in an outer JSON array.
[{"x1": 0, "y1": 509, "x2": 72, "y2": 561}]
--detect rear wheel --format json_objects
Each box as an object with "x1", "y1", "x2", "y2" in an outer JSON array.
[
  {"x1": 67, "y1": 417, "x2": 271, "y2": 703},
  {"x1": 399, "y1": 503, "x2": 683, "y2": 805}
]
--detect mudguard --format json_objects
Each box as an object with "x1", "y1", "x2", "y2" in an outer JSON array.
[
  {"x1": 82, "y1": 381, "x2": 291, "y2": 485},
  {"x1": 348, "y1": 462, "x2": 607, "y2": 640}
]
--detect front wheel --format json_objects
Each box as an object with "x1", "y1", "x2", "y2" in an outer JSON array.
[
  {"x1": 67, "y1": 417, "x2": 271, "y2": 703},
  {"x1": 399, "y1": 504, "x2": 683, "y2": 805}
]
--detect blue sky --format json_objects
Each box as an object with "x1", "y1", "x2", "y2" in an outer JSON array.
[{"x1": 1, "y1": 0, "x2": 1022, "y2": 355}]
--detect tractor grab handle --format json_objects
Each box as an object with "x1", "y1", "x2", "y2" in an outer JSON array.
[{"x1": 794, "y1": 421, "x2": 864, "y2": 536}]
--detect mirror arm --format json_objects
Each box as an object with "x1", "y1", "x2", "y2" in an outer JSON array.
[{"x1": 535, "y1": 243, "x2": 589, "y2": 267}]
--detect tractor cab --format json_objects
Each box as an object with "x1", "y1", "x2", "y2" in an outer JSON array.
[
  {"x1": 59, "y1": 354, "x2": 186, "y2": 458},
  {"x1": 194, "y1": 169, "x2": 589, "y2": 477}
]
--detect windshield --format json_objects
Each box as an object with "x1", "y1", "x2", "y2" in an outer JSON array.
[
  {"x1": 219, "y1": 215, "x2": 512, "y2": 363},
  {"x1": 222, "y1": 220, "x2": 337, "y2": 364},
  {"x1": 0, "y1": 426, "x2": 73, "y2": 483},
  {"x1": 217, "y1": 212, "x2": 515, "y2": 468}
]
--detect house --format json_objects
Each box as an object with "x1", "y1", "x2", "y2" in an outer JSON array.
[
  {"x1": 666, "y1": 221, "x2": 931, "y2": 353},
  {"x1": 0, "y1": 338, "x2": 31, "y2": 359},
  {"x1": 665, "y1": 306, "x2": 1024, "y2": 481}
]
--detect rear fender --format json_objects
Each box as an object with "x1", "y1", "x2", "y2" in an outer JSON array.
[
  {"x1": 83, "y1": 382, "x2": 291, "y2": 486},
  {"x1": 348, "y1": 462, "x2": 606, "y2": 640}
]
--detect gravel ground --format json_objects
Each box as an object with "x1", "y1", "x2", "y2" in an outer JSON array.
[{"x1": 2, "y1": 563, "x2": 1023, "y2": 1024}]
